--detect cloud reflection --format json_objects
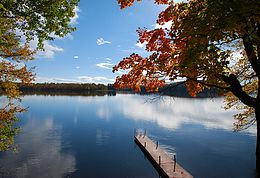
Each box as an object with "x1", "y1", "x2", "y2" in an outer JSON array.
[
  {"x1": 114, "y1": 95, "x2": 256, "y2": 135},
  {"x1": 96, "y1": 129, "x2": 110, "y2": 146},
  {"x1": 0, "y1": 115, "x2": 76, "y2": 178}
]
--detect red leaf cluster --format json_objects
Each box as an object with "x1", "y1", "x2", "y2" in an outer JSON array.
[{"x1": 117, "y1": 0, "x2": 168, "y2": 9}]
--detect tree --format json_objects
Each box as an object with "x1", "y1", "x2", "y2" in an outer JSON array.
[
  {"x1": 114, "y1": 0, "x2": 260, "y2": 173},
  {"x1": 0, "y1": 0, "x2": 79, "y2": 151}
]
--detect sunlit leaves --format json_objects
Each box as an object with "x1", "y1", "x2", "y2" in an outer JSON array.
[
  {"x1": 117, "y1": 0, "x2": 168, "y2": 9},
  {"x1": 115, "y1": 0, "x2": 260, "y2": 130},
  {"x1": 0, "y1": 60, "x2": 34, "y2": 98},
  {"x1": 0, "y1": 0, "x2": 79, "y2": 152},
  {"x1": 113, "y1": 53, "x2": 165, "y2": 92},
  {"x1": 0, "y1": 106, "x2": 24, "y2": 152},
  {"x1": 0, "y1": 0, "x2": 79, "y2": 49}
]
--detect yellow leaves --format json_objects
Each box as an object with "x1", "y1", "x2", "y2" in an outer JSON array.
[
  {"x1": 0, "y1": 60, "x2": 33, "y2": 152},
  {"x1": 0, "y1": 60, "x2": 35, "y2": 102},
  {"x1": 0, "y1": 0, "x2": 79, "y2": 152},
  {"x1": 0, "y1": 18, "x2": 35, "y2": 62},
  {"x1": 117, "y1": 0, "x2": 135, "y2": 9},
  {"x1": 2, "y1": 82, "x2": 20, "y2": 99},
  {"x1": 185, "y1": 79, "x2": 203, "y2": 97},
  {"x1": 0, "y1": 105, "x2": 23, "y2": 152}
]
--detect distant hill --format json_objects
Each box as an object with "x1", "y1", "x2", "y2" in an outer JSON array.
[{"x1": 158, "y1": 82, "x2": 223, "y2": 98}]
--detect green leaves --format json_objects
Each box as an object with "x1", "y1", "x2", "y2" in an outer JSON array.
[
  {"x1": 0, "y1": 0, "x2": 79, "y2": 152},
  {"x1": 1, "y1": 0, "x2": 79, "y2": 49}
]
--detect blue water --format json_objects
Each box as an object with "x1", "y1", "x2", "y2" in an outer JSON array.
[{"x1": 0, "y1": 94, "x2": 256, "y2": 177}]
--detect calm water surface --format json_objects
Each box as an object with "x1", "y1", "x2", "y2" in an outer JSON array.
[{"x1": 0, "y1": 94, "x2": 256, "y2": 178}]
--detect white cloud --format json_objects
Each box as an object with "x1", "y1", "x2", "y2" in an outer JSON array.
[
  {"x1": 27, "y1": 37, "x2": 64, "y2": 59},
  {"x1": 96, "y1": 62, "x2": 113, "y2": 70},
  {"x1": 135, "y1": 41, "x2": 148, "y2": 48},
  {"x1": 77, "y1": 76, "x2": 114, "y2": 84},
  {"x1": 35, "y1": 77, "x2": 79, "y2": 83},
  {"x1": 70, "y1": 6, "x2": 80, "y2": 24},
  {"x1": 97, "y1": 38, "x2": 111, "y2": 46},
  {"x1": 96, "y1": 58, "x2": 114, "y2": 70},
  {"x1": 73, "y1": 55, "x2": 79, "y2": 59},
  {"x1": 35, "y1": 76, "x2": 115, "y2": 84},
  {"x1": 120, "y1": 48, "x2": 149, "y2": 55},
  {"x1": 153, "y1": 21, "x2": 172, "y2": 29},
  {"x1": 76, "y1": 66, "x2": 80, "y2": 69},
  {"x1": 37, "y1": 42, "x2": 64, "y2": 59},
  {"x1": 114, "y1": 70, "x2": 126, "y2": 75}
]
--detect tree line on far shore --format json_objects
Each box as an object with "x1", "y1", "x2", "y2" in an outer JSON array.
[
  {"x1": 16, "y1": 83, "x2": 109, "y2": 95},
  {"x1": 0, "y1": 82, "x2": 221, "y2": 98}
]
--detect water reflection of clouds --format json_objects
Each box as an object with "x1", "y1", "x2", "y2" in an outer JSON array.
[
  {"x1": 96, "y1": 129, "x2": 110, "y2": 146},
  {"x1": 115, "y1": 95, "x2": 256, "y2": 135},
  {"x1": 97, "y1": 107, "x2": 112, "y2": 120},
  {"x1": 0, "y1": 115, "x2": 76, "y2": 178}
]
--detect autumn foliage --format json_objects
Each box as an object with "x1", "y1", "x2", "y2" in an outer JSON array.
[
  {"x1": 114, "y1": 0, "x2": 260, "y2": 171},
  {"x1": 114, "y1": 0, "x2": 259, "y2": 124},
  {"x1": 0, "y1": 0, "x2": 79, "y2": 151},
  {"x1": 118, "y1": 0, "x2": 168, "y2": 9}
]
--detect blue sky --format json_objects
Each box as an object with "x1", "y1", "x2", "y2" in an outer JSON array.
[{"x1": 27, "y1": 0, "x2": 172, "y2": 84}]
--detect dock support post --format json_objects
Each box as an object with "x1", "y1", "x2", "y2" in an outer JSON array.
[
  {"x1": 143, "y1": 129, "x2": 146, "y2": 138},
  {"x1": 173, "y1": 155, "x2": 176, "y2": 172},
  {"x1": 144, "y1": 142, "x2": 146, "y2": 148}
]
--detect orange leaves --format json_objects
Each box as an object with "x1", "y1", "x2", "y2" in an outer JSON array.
[
  {"x1": 185, "y1": 80, "x2": 203, "y2": 97},
  {"x1": 0, "y1": 21, "x2": 35, "y2": 62},
  {"x1": 117, "y1": 0, "x2": 168, "y2": 9},
  {"x1": 0, "y1": 44, "x2": 34, "y2": 62},
  {"x1": 157, "y1": 4, "x2": 176, "y2": 25},
  {"x1": 113, "y1": 53, "x2": 143, "y2": 72},
  {"x1": 0, "y1": 60, "x2": 35, "y2": 99},
  {"x1": 115, "y1": 0, "x2": 195, "y2": 93},
  {"x1": 154, "y1": 0, "x2": 169, "y2": 5},
  {"x1": 115, "y1": 0, "x2": 257, "y2": 99},
  {"x1": 0, "y1": 60, "x2": 35, "y2": 84},
  {"x1": 117, "y1": 0, "x2": 136, "y2": 9},
  {"x1": 137, "y1": 28, "x2": 174, "y2": 53},
  {"x1": 113, "y1": 53, "x2": 166, "y2": 92}
]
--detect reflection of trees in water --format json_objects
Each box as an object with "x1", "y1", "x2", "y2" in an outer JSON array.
[
  {"x1": 0, "y1": 61, "x2": 34, "y2": 152},
  {"x1": 0, "y1": 104, "x2": 23, "y2": 152},
  {"x1": 0, "y1": 0, "x2": 79, "y2": 153}
]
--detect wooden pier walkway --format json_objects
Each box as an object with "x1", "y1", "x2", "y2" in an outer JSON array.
[{"x1": 134, "y1": 133, "x2": 193, "y2": 178}]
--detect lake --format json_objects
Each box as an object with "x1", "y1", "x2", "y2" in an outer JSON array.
[{"x1": 0, "y1": 94, "x2": 256, "y2": 178}]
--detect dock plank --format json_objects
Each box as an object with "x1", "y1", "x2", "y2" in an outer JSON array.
[{"x1": 134, "y1": 133, "x2": 193, "y2": 178}]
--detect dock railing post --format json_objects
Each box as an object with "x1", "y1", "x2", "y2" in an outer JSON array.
[
  {"x1": 144, "y1": 142, "x2": 146, "y2": 148},
  {"x1": 156, "y1": 141, "x2": 158, "y2": 149},
  {"x1": 173, "y1": 154, "x2": 176, "y2": 172},
  {"x1": 159, "y1": 156, "x2": 161, "y2": 165},
  {"x1": 143, "y1": 129, "x2": 146, "y2": 138}
]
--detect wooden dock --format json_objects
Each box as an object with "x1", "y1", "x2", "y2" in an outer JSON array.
[{"x1": 134, "y1": 133, "x2": 193, "y2": 178}]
